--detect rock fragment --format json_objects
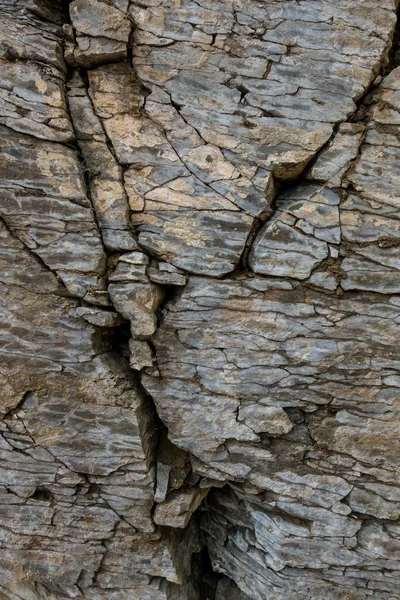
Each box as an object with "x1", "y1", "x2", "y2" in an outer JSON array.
[{"x1": 67, "y1": 0, "x2": 132, "y2": 67}]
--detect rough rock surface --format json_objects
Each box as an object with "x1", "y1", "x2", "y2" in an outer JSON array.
[{"x1": 1, "y1": 0, "x2": 400, "y2": 599}]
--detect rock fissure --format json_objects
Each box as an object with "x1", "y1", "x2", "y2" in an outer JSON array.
[{"x1": 2, "y1": 1, "x2": 400, "y2": 599}]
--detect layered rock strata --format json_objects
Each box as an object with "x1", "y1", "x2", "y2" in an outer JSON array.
[{"x1": 1, "y1": 1, "x2": 400, "y2": 599}]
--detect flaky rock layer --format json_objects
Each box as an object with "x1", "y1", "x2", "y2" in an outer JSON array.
[{"x1": 1, "y1": 1, "x2": 400, "y2": 599}]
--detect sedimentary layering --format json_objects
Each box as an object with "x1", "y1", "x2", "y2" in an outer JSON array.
[{"x1": 1, "y1": 0, "x2": 400, "y2": 599}]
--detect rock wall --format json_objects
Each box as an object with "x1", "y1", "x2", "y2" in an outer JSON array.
[{"x1": 1, "y1": 1, "x2": 400, "y2": 599}]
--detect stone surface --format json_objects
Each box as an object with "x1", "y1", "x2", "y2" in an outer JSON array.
[
  {"x1": 340, "y1": 67, "x2": 400, "y2": 293},
  {"x1": 308, "y1": 123, "x2": 365, "y2": 187},
  {"x1": 67, "y1": 71, "x2": 138, "y2": 252},
  {"x1": 2, "y1": 0, "x2": 400, "y2": 599},
  {"x1": 0, "y1": 3, "x2": 201, "y2": 599},
  {"x1": 126, "y1": 0, "x2": 396, "y2": 277},
  {"x1": 144, "y1": 275, "x2": 400, "y2": 472},
  {"x1": 203, "y1": 485, "x2": 400, "y2": 599},
  {"x1": 0, "y1": 125, "x2": 106, "y2": 296},
  {"x1": 0, "y1": 58, "x2": 73, "y2": 142},
  {"x1": 249, "y1": 185, "x2": 340, "y2": 279},
  {"x1": 145, "y1": 273, "x2": 400, "y2": 596},
  {"x1": 154, "y1": 486, "x2": 208, "y2": 528},
  {"x1": 67, "y1": 0, "x2": 132, "y2": 67}
]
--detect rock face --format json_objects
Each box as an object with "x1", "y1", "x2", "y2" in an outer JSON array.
[{"x1": 1, "y1": 1, "x2": 400, "y2": 599}]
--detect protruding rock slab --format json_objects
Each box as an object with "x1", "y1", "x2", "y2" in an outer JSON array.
[
  {"x1": 340, "y1": 67, "x2": 400, "y2": 293},
  {"x1": 144, "y1": 275, "x2": 400, "y2": 490},
  {"x1": 67, "y1": 0, "x2": 132, "y2": 66},
  {"x1": 0, "y1": 125, "x2": 106, "y2": 295},
  {"x1": 249, "y1": 185, "x2": 340, "y2": 280}
]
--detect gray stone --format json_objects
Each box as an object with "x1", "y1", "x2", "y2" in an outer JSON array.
[
  {"x1": 75, "y1": 307, "x2": 124, "y2": 327},
  {"x1": 308, "y1": 123, "x2": 365, "y2": 186},
  {"x1": 108, "y1": 281, "x2": 163, "y2": 337},
  {"x1": 2, "y1": 0, "x2": 400, "y2": 598},
  {"x1": 249, "y1": 185, "x2": 341, "y2": 279},
  {"x1": 68, "y1": 0, "x2": 131, "y2": 66},
  {"x1": 154, "y1": 486, "x2": 208, "y2": 528}
]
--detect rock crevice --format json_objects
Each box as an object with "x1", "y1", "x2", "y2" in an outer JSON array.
[{"x1": 1, "y1": 1, "x2": 400, "y2": 599}]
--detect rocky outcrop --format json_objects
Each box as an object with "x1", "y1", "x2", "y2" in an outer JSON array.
[{"x1": 1, "y1": 0, "x2": 400, "y2": 599}]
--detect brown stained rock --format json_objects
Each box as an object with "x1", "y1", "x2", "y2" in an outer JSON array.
[
  {"x1": 0, "y1": 58, "x2": 74, "y2": 143},
  {"x1": 0, "y1": 125, "x2": 106, "y2": 293},
  {"x1": 108, "y1": 280, "x2": 164, "y2": 338},
  {"x1": 67, "y1": 73, "x2": 138, "y2": 251},
  {"x1": 2, "y1": 0, "x2": 400, "y2": 599},
  {"x1": 88, "y1": 63, "x2": 143, "y2": 119},
  {"x1": 68, "y1": 0, "x2": 131, "y2": 67}
]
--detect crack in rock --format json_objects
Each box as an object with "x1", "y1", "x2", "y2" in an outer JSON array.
[{"x1": 1, "y1": 0, "x2": 400, "y2": 599}]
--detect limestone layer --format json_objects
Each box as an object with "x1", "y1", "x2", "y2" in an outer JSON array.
[{"x1": 1, "y1": 1, "x2": 400, "y2": 599}]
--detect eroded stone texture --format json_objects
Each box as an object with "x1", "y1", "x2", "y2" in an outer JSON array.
[
  {"x1": 144, "y1": 275, "x2": 400, "y2": 474},
  {"x1": 0, "y1": 127, "x2": 106, "y2": 289},
  {"x1": 203, "y1": 486, "x2": 400, "y2": 599},
  {"x1": 145, "y1": 272, "x2": 400, "y2": 597},
  {"x1": 126, "y1": 0, "x2": 397, "y2": 277},
  {"x1": 0, "y1": 2, "x2": 201, "y2": 599},
  {"x1": 341, "y1": 67, "x2": 400, "y2": 293},
  {"x1": 2, "y1": 0, "x2": 400, "y2": 599},
  {"x1": 249, "y1": 185, "x2": 339, "y2": 279},
  {"x1": 66, "y1": 0, "x2": 132, "y2": 67},
  {"x1": 67, "y1": 70, "x2": 139, "y2": 252},
  {"x1": 0, "y1": 215, "x2": 205, "y2": 592},
  {"x1": 0, "y1": 217, "x2": 203, "y2": 598}
]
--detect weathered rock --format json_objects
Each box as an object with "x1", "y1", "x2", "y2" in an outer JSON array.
[
  {"x1": 0, "y1": 58, "x2": 73, "y2": 142},
  {"x1": 147, "y1": 263, "x2": 187, "y2": 287},
  {"x1": 127, "y1": 0, "x2": 396, "y2": 276},
  {"x1": 0, "y1": 3, "x2": 65, "y2": 70},
  {"x1": 74, "y1": 306, "x2": 124, "y2": 327},
  {"x1": 129, "y1": 338, "x2": 154, "y2": 370},
  {"x1": 67, "y1": 71, "x2": 138, "y2": 252},
  {"x1": 307, "y1": 123, "x2": 365, "y2": 187},
  {"x1": 3, "y1": 0, "x2": 400, "y2": 598},
  {"x1": 0, "y1": 125, "x2": 106, "y2": 295},
  {"x1": 108, "y1": 280, "x2": 163, "y2": 337},
  {"x1": 249, "y1": 185, "x2": 340, "y2": 279},
  {"x1": 154, "y1": 486, "x2": 208, "y2": 528},
  {"x1": 340, "y1": 67, "x2": 400, "y2": 292},
  {"x1": 0, "y1": 224, "x2": 178, "y2": 585},
  {"x1": 67, "y1": 0, "x2": 132, "y2": 67},
  {"x1": 0, "y1": 196, "x2": 202, "y2": 600},
  {"x1": 203, "y1": 486, "x2": 400, "y2": 600},
  {"x1": 144, "y1": 275, "x2": 400, "y2": 475},
  {"x1": 0, "y1": 220, "x2": 63, "y2": 295},
  {"x1": 0, "y1": 3, "x2": 202, "y2": 599}
]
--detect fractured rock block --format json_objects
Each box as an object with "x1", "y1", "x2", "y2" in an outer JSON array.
[
  {"x1": 249, "y1": 185, "x2": 340, "y2": 279},
  {"x1": 108, "y1": 280, "x2": 163, "y2": 337},
  {"x1": 68, "y1": 0, "x2": 131, "y2": 66}
]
